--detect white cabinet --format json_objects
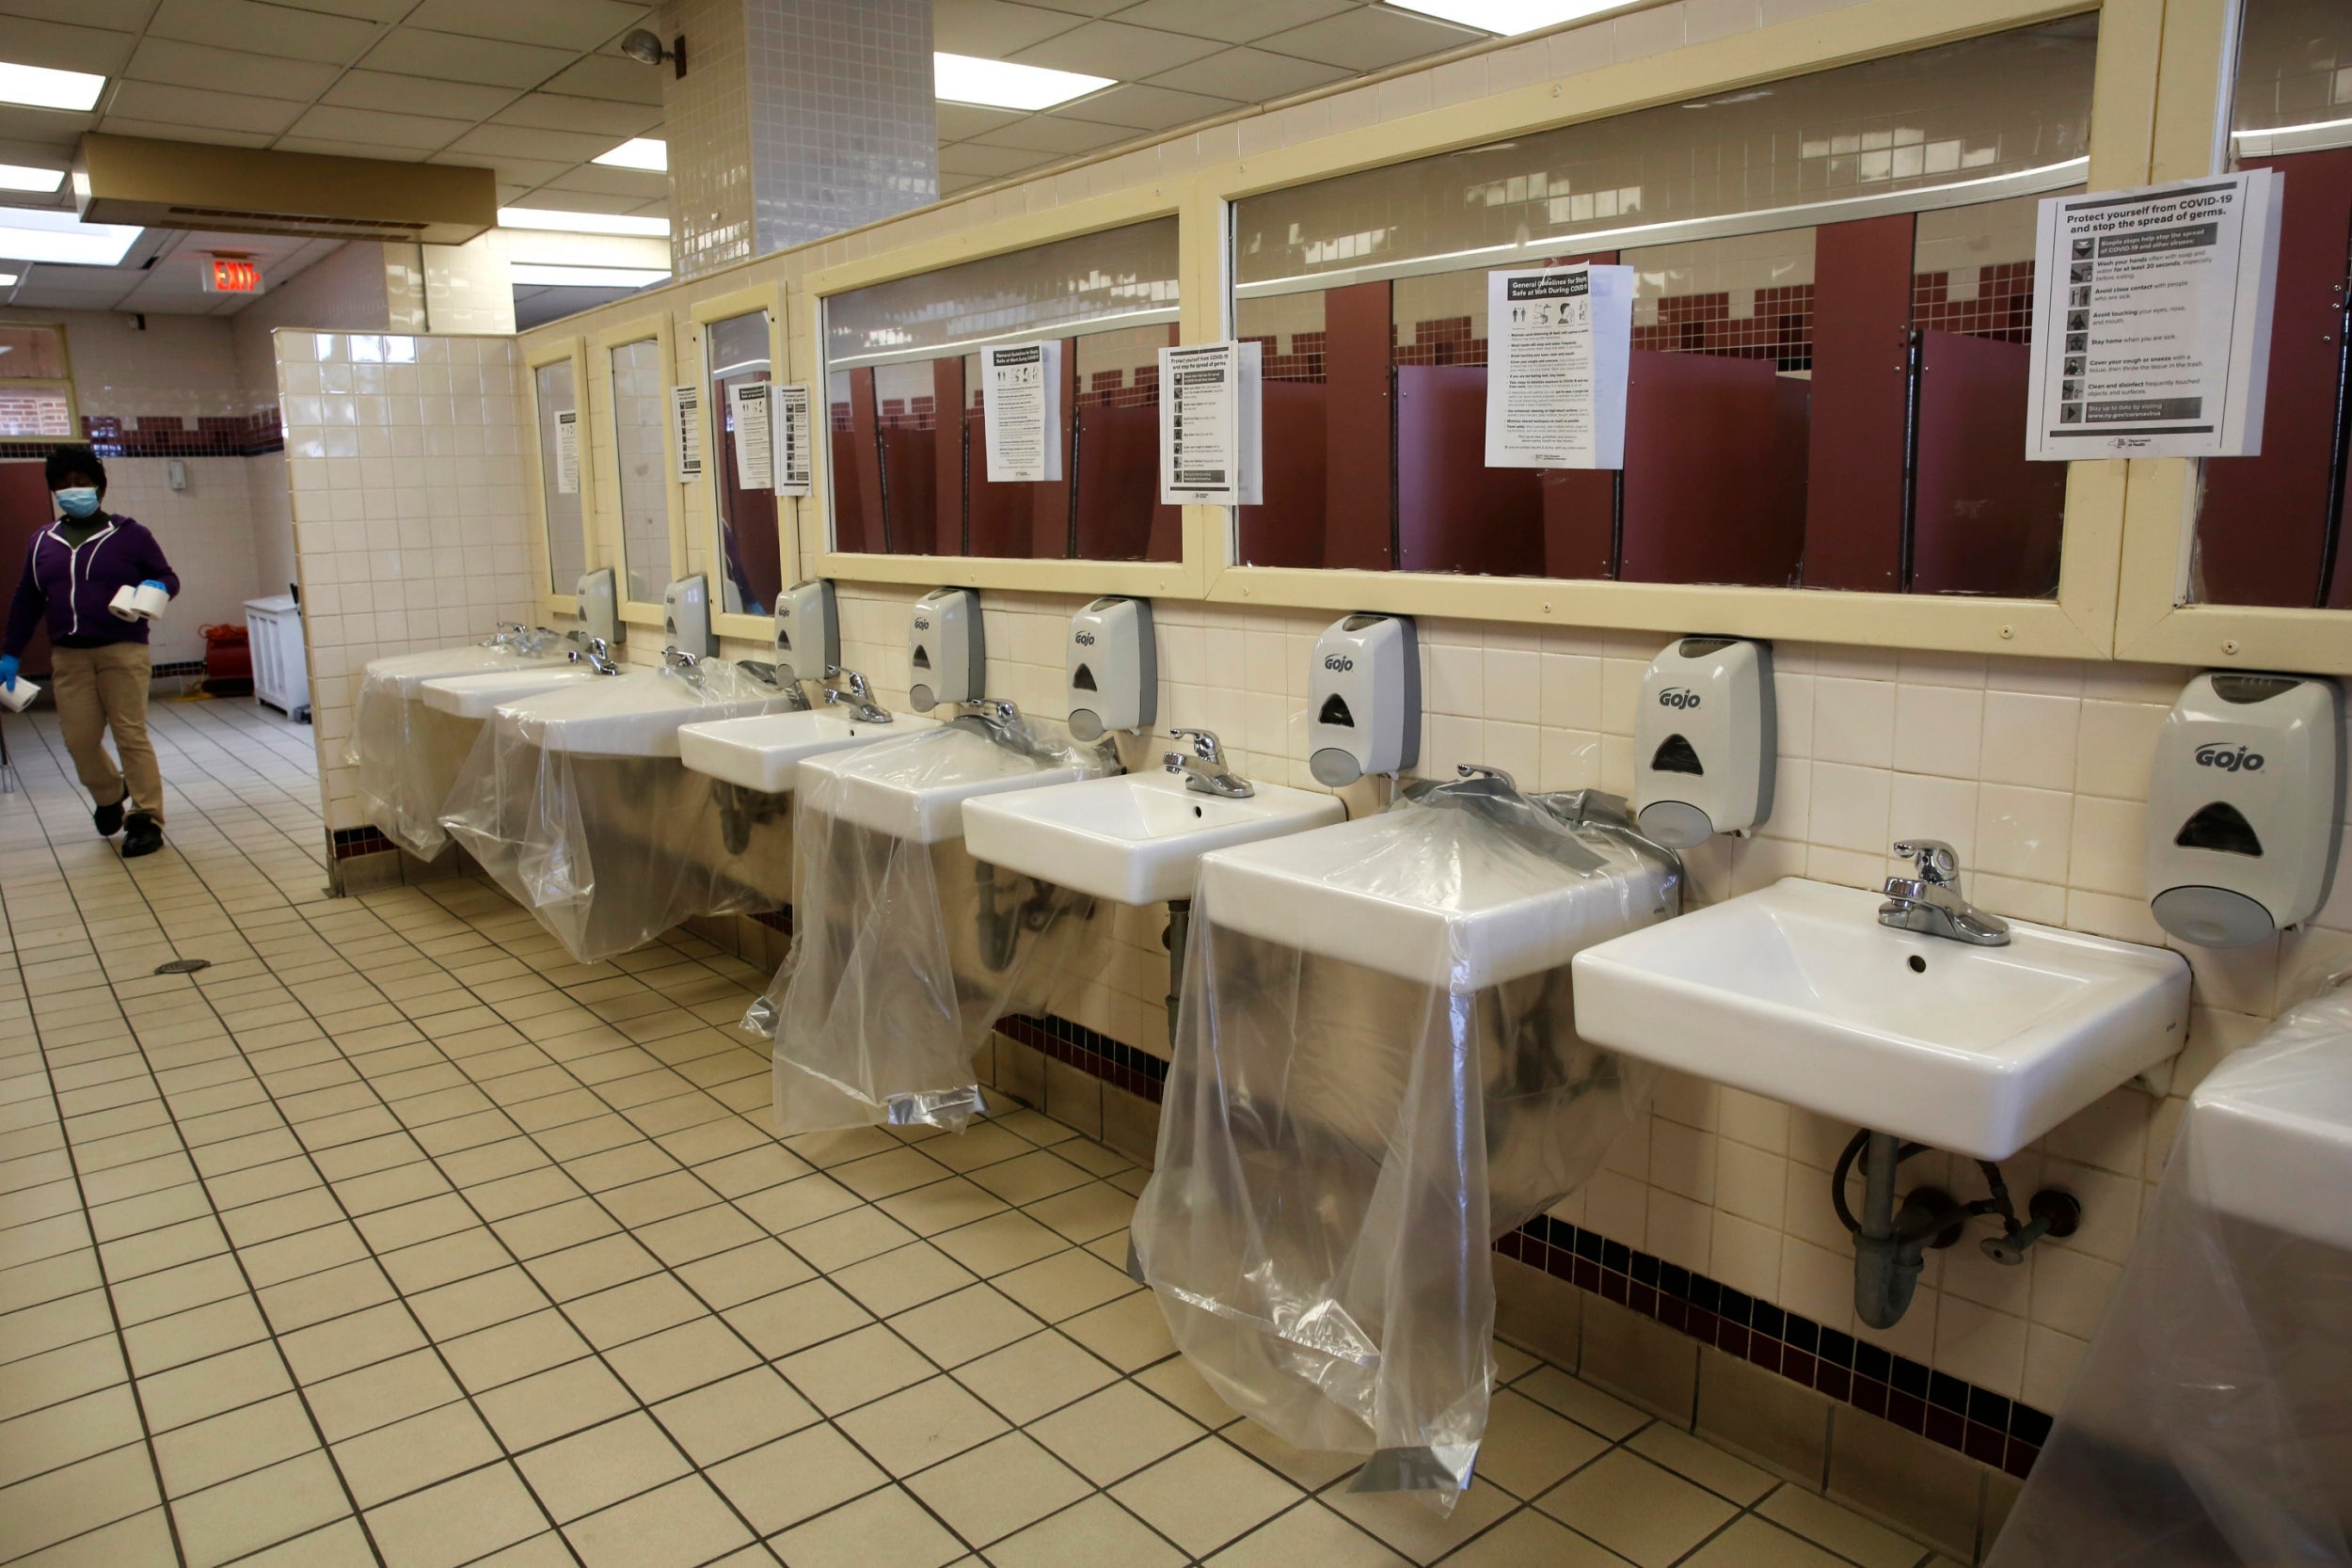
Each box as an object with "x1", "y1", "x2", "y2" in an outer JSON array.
[{"x1": 245, "y1": 594, "x2": 309, "y2": 721}]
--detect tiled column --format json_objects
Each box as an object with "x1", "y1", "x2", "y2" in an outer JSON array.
[{"x1": 660, "y1": 0, "x2": 939, "y2": 279}]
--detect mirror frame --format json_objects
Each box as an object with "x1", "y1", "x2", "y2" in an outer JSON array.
[
  {"x1": 687, "y1": 280, "x2": 794, "y2": 644},
  {"x1": 592, "y1": 312, "x2": 689, "y2": 628},
  {"x1": 2113, "y1": 0, "x2": 2352, "y2": 673},
  {"x1": 523, "y1": 335, "x2": 593, "y2": 622},
  {"x1": 804, "y1": 182, "x2": 1213, "y2": 599}
]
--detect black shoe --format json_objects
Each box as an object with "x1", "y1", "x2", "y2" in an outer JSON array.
[
  {"x1": 93, "y1": 798, "x2": 124, "y2": 836},
  {"x1": 121, "y1": 813, "x2": 163, "y2": 858}
]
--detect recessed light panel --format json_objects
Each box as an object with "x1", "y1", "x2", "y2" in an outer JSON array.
[
  {"x1": 0, "y1": 60, "x2": 104, "y2": 112},
  {"x1": 0, "y1": 163, "x2": 64, "y2": 194},
  {"x1": 498, "y1": 207, "x2": 671, "y2": 237},
  {"x1": 511, "y1": 263, "x2": 670, "y2": 288},
  {"x1": 1385, "y1": 0, "x2": 1626, "y2": 34},
  {"x1": 593, "y1": 138, "x2": 668, "y2": 172},
  {"x1": 933, "y1": 52, "x2": 1112, "y2": 111},
  {"x1": 0, "y1": 206, "x2": 141, "y2": 265}
]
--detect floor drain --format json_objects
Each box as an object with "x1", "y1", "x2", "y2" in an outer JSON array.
[{"x1": 154, "y1": 958, "x2": 212, "y2": 975}]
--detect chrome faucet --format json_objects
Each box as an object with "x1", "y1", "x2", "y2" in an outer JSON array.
[
  {"x1": 583, "y1": 636, "x2": 621, "y2": 676},
  {"x1": 486, "y1": 621, "x2": 525, "y2": 648},
  {"x1": 1879, "y1": 839, "x2": 2010, "y2": 946},
  {"x1": 664, "y1": 646, "x2": 706, "y2": 689},
  {"x1": 820, "y1": 668, "x2": 892, "y2": 723},
  {"x1": 1164, "y1": 728, "x2": 1253, "y2": 799}
]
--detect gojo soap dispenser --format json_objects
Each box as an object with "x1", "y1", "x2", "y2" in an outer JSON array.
[
  {"x1": 1308, "y1": 612, "x2": 1420, "y2": 786},
  {"x1": 2147, "y1": 672, "x2": 2341, "y2": 947},
  {"x1": 1066, "y1": 596, "x2": 1155, "y2": 741},
  {"x1": 663, "y1": 575, "x2": 714, "y2": 657},
  {"x1": 772, "y1": 579, "x2": 838, "y2": 687},
  {"x1": 908, "y1": 587, "x2": 984, "y2": 712},
  {"x1": 1632, "y1": 636, "x2": 1775, "y2": 848}
]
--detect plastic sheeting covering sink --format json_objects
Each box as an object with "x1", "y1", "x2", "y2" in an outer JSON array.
[
  {"x1": 488, "y1": 661, "x2": 795, "y2": 758},
  {"x1": 797, "y1": 718, "x2": 1102, "y2": 844},
  {"x1": 421, "y1": 662, "x2": 603, "y2": 719},
  {"x1": 1133, "y1": 781, "x2": 1678, "y2": 1508},
  {"x1": 1571, "y1": 878, "x2": 2189, "y2": 1161},
  {"x1": 346, "y1": 640, "x2": 574, "y2": 860},
  {"x1": 1989, "y1": 987, "x2": 2352, "y2": 1568},
  {"x1": 678, "y1": 710, "x2": 936, "y2": 794},
  {"x1": 961, "y1": 770, "x2": 1345, "y2": 906}
]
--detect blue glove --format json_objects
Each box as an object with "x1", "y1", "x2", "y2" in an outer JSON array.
[
  {"x1": 142, "y1": 579, "x2": 167, "y2": 592},
  {"x1": 0, "y1": 655, "x2": 16, "y2": 691}
]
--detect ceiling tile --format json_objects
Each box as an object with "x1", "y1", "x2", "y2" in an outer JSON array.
[
  {"x1": 1009, "y1": 0, "x2": 1127, "y2": 15},
  {"x1": 540, "y1": 164, "x2": 667, "y2": 199},
  {"x1": 0, "y1": 1, "x2": 157, "y2": 32},
  {"x1": 271, "y1": 0, "x2": 416, "y2": 20},
  {"x1": 0, "y1": 16, "x2": 139, "y2": 75},
  {"x1": 85, "y1": 117, "x2": 273, "y2": 148},
  {"x1": 519, "y1": 178, "x2": 645, "y2": 210},
  {"x1": 124, "y1": 39, "x2": 342, "y2": 103},
  {"x1": 936, "y1": 103, "x2": 1025, "y2": 139},
  {"x1": 1146, "y1": 45, "x2": 1351, "y2": 100},
  {"x1": 940, "y1": 171, "x2": 989, "y2": 197},
  {"x1": 938, "y1": 141, "x2": 1050, "y2": 178},
  {"x1": 403, "y1": 0, "x2": 647, "y2": 53},
  {"x1": 429, "y1": 150, "x2": 572, "y2": 187},
  {"x1": 1052, "y1": 80, "x2": 1241, "y2": 129},
  {"x1": 104, "y1": 79, "x2": 309, "y2": 135},
  {"x1": 969, "y1": 115, "x2": 1137, "y2": 155},
  {"x1": 322, "y1": 70, "x2": 519, "y2": 120},
  {"x1": 358, "y1": 27, "x2": 576, "y2": 89},
  {"x1": 0, "y1": 111, "x2": 87, "y2": 155},
  {"x1": 1255, "y1": 7, "x2": 1483, "y2": 71},
  {"x1": 538, "y1": 54, "x2": 663, "y2": 105},
  {"x1": 932, "y1": 0, "x2": 1085, "y2": 57},
  {"x1": 1108, "y1": 0, "x2": 1358, "y2": 45},
  {"x1": 444, "y1": 122, "x2": 618, "y2": 164},
  {"x1": 145, "y1": 0, "x2": 388, "y2": 66},
  {"x1": 286, "y1": 104, "x2": 474, "y2": 150},
  {"x1": 1011, "y1": 19, "x2": 1224, "y2": 78},
  {"x1": 489, "y1": 92, "x2": 660, "y2": 137}
]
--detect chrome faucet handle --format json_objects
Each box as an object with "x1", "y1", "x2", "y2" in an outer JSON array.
[
  {"x1": 1167, "y1": 726, "x2": 1224, "y2": 763},
  {"x1": 1893, "y1": 839, "x2": 1960, "y2": 886},
  {"x1": 1456, "y1": 763, "x2": 1518, "y2": 791},
  {"x1": 583, "y1": 636, "x2": 620, "y2": 675},
  {"x1": 664, "y1": 647, "x2": 700, "y2": 671}
]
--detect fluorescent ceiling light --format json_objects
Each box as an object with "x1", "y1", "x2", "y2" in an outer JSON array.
[
  {"x1": 0, "y1": 60, "x2": 104, "y2": 112},
  {"x1": 1385, "y1": 0, "x2": 1627, "y2": 34},
  {"x1": 934, "y1": 52, "x2": 1111, "y2": 111},
  {"x1": 498, "y1": 207, "x2": 670, "y2": 237},
  {"x1": 511, "y1": 262, "x2": 670, "y2": 288},
  {"x1": 0, "y1": 205, "x2": 142, "y2": 265},
  {"x1": 0, "y1": 163, "x2": 63, "y2": 194},
  {"x1": 593, "y1": 137, "x2": 667, "y2": 171},
  {"x1": 2233, "y1": 115, "x2": 2352, "y2": 139},
  {"x1": 0, "y1": 275, "x2": 16, "y2": 288}
]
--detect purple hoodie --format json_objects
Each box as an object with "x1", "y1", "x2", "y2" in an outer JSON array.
[{"x1": 4, "y1": 515, "x2": 182, "y2": 655}]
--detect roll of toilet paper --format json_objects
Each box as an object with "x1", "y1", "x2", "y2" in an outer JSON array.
[
  {"x1": 0, "y1": 677, "x2": 40, "y2": 713},
  {"x1": 108, "y1": 583, "x2": 169, "y2": 622}
]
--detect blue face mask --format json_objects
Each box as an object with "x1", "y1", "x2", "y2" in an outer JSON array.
[{"x1": 54, "y1": 487, "x2": 101, "y2": 520}]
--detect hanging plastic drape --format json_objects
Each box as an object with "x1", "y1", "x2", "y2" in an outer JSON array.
[
  {"x1": 346, "y1": 638, "x2": 569, "y2": 859},
  {"x1": 438, "y1": 663, "x2": 797, "y2": 962},
  {"x1": 1987, "y1": 987, "x2": 2352, "y2": 1567},
  {"x1": 756, "y1": 716, "x2": 1115, "y2": 1135},
  {"x1": 1131, "y1": 781, "x2": 1679, "y2": 1510}
]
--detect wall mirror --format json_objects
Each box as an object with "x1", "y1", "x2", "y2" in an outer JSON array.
[
  {"x1": 823, "y1": 215, "x2": 1182, "y2": 562},
  {"x1": 704, "y1": 307, "x2": 784, "y2": 616},
  {"x1": 2183, "y1": 0, "x2": 2352, "y2": 610},
  {"x1": 607, "y1": 331, "x2": 676, "y2": 605},
  {"x1": 530, "y1": 348, "x2": 589, "y2": 598},
  {"x1": 1230, "y1": 16, "x2": 2097, "y2": 596}
]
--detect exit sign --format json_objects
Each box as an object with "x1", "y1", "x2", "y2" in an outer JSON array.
[{"x1": 201, "y1": 258, "x2": 263, "y2": 294}]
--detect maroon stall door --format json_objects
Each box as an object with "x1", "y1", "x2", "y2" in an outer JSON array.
[
  {"x1": 1235, "y1": 382, "x2": 1327, "y2": 566},
  {"x1": 838, "y1": 368, "x2": 887, "y2": 554},
  {"x1": 1618, "y1": 351, "x2": 1793, "y2": 585},
  {"x1": 0, "y1": 463, "x2": 53, "y2": 676},
  {"x1": 1323, "y1": 280, "x2": 1395, "y2": 571},
  {"x1": 967, "y1": 339, "x2": 1078, "y2": 559},
  {"x1": 931, "y1": 356, "x2": 967, "y2": 555},
  {"x1": 1802, "y1": 214, "x2": 1917, "y2": 591},
  {"x1": 1910, "y1": 331, "x2": 2067, "y2": 597},
  {"x1": 1394, "y1": 365, "x2": 1545, "y2": 576}
]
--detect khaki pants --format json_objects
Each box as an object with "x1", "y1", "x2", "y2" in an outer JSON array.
[{"x1": 50, "y1": 642, "x2": 164, "y2": 822}]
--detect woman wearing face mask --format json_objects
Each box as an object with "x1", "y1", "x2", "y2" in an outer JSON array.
[{"x1": 1, "y1": 444, "x2": 181, "y2": 858}]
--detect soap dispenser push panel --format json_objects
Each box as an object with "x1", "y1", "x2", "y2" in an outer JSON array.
[
  {"x1": 909, "y1": 588, "x2": 985, "y2": 713},
  {"x1": 2146, "y1": 672, "x2": 2342, "y2": 948},
  {"x1": 1308, "y1": 613, "x2": 1420, "y2": 787},
  {"x1": 1066, "y1": 596, "x2": 1156, "y2": 741},
  {"x1": 1632, "y1": 636, "x2": 1774, "y2": 848},
  {"x1": 663, "y1": 575, "x2": 715, "y2": 657}
]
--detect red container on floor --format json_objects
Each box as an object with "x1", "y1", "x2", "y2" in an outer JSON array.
[{"x1": 200, "y1": 624, "x2": 254, "y2": 695}]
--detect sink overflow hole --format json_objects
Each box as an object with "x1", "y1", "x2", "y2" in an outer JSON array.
[
  {"x1": 1192, "y1": 805, "x2": 1202, "y2": 818},
  {"x1": 1907, "y1": 955, "x2": 1927, "y2": 974}
]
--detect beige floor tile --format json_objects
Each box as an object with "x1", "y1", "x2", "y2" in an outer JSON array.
[
  {"x1": 1514, "y1": 1367, "x2": 1648, "y2": 1441},
  {"x1": 1475, "y1": 1388, "x2": 1613, "y2": 1499},
  {"x1": 151, "y1": 1389, "x2": 320, "y2": 1497},
  {"x1": 3, "y1": 1506, "x2": 178, "y2": 1568},
  {"x1": 832, "y1": 1147, "x2": 953, "y2": 1201},
  {"x1": 300, "y1": 1348, "x2": 462, "y2": 1444},
  {"x1": 929, "y1": 1212, "x2": 1066, "y2": 1277},
  {"x1": 778, "y1": 1323, "x2": 936, "y2": 1415},
  {"x1": 603, "y1": 1314, "x2": 759, "y2": 1403},
  {"x1": 1029, "y1": 1380, "x2": 1203, "y2": 1485},
  {"x1": 1537, "y1": 1449, "x2": 1739, "y2": 1568},
  {"x1": 1057, "y1": 1290, "x2": 1174, "y2": 1371},
  {"x1": 135, "y1": 1340, "x2": 290, "y2": 1433},
  {"x1": 706, "y1": 1423, "x2": 886, "y2": 1535},
  {"x1": 769, "y1": 1484, "x2": 965, "y2": 1568},
  {"x1": 1680, "y1": 1513, "x2": 1849, "y2": 1567},
  {"x1": 1628, "y1": 1421, "x2": 1776, "y2": 1505},
  {"x1": 733, "y1": 1176, "x2": 861, "y2": 1238},
  {"x1": 563, "y1": 1474, "x2": 755, "y2": 1568},
  {"x1": 405, "y1": 1265, "x2": 552, "y2": 1340},
  {"x1": 1132, "y1": 1355, "x2": 1244, "y2": 1430},
  {"x1": 366, "y1": 1460, "x2": 551, "y2": 1568},
  {"x1": 992, "y1": 1249, "x2": 1136, "y2": 1323},
  {"x1": 1111, "y1": 1436, "x2": 1303, "y2": 1559},
  {"x1": 954, "y1": 1331, "x2": 1120, "y2": 1424},
  {"x1": 1757, "y1": 1484, "x2": 1935, "y2": 1568},
  {"x1": 333, "y1": 1401, "x2": 506, "y2": 1508},
  {"x1": 1435, "y1": 1508, "x2": 1634, "y2": 1568},
  {"x1": 255, "y1": 1259, "x2": 398, "y2": 1334},
  {"x1": 1022, "y1": 1181, "x2": 1136, "y2": 1243},
  {"x1": 873, "y1": 1177, "x2": 1007, "y2": 1237},
  {"x1": 1322, "y1": 1482, "x2": 1521, "y2": 1567},
  {"x1": 1203, "y1": 1503, "x2": 1412, "y2": 1568},
  {"x1": 832, "y1": 1241, "x2": 978, "y2": 1318},
  {"x1": 438, "y1": 1308, "x2": 592, "y2": 1392},
  {"x1": 653, "y1": 1366, "x2": 821, "y2": 1466},
  {"x1": 986, "y1": 1495, "x2": 1185, "y2": 1568},
  {"x1": 725, "y1": 1278, "x2": 873, "y2": 1360},
  {"x1": 918, "y1": 1123, "x2": 1031, "y2": 1174},
  {"x1": 784, "y1": 1207, "x2": 921, "y2": 1273},
  {"x1": 675, "y1": 1238, "x2": 816, "y2": 1310},
  {"x1": 277, "y1": 1300, "x2": 424, "y2": 1383},
  {"x1": 516, "y1": 1411, "x2": 693, "y2": 1522},
  {"x1": 168, "y1": 1449, "x2": 349, "y2": 1568},
  {"x1": 562, "y1": 1272, "x2": 707, "y2": 1349},
  {"x1": 0, "y1": 1441, "x2": 159, "y2": 1561},
  {"x1": 1217, "y1": 1420, "x2": 1363, "y2": 1492},
  {"x1": 474, "y1": 1356, "x2": 641, "y2": 1452},
  {"x1": 905, "y1": 1430, "x2": 1091, "y2": 1544},
  {"x1": 836, "y1": 1374, "x2": 1009, "y2": 1476},
  {"x1": 122, "y1": 1293, "x2": 270, "y2": 1377},
  {"x1": 0, "y1": 1386, "x2": 144, "y2": 1490}
]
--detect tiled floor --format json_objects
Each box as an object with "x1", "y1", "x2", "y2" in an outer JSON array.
[{"x1": 1, "y1": 696, "x2": 1966, "y2": 1568}]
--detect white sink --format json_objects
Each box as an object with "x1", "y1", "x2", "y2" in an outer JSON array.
[
  {"x1": 362, "y1": 641, "x2": 565, "y2": 698},
  {"x1": 678, "y1": 709, "x2": 936, "y2": 794},
  {"x1": 1571, "y1": 878, "x2": 2190, "y2": 1161},
  {"x1": 962, "y1": 770, "x2": 1345, "y2": 907},
  {"x1": 421, "y1": 663, "x2": 603, "y2": 719},
  {"x1": 1199, "y1": 809, "x2": 1668, "y2": 990},
  {"x1": 2186, "y1": 1007, "x2": 2352, "y2": 1247},
  {"x1": 801, "y1": 721, "x2": 1098, "y2": 845},
  {"x1": 495, "y1": 663, "x2": 801, "y2": 759}
]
